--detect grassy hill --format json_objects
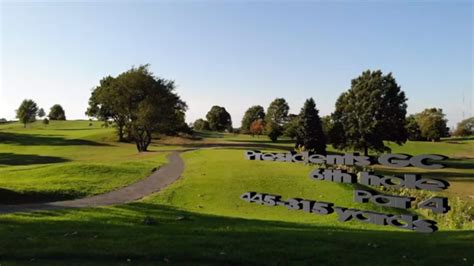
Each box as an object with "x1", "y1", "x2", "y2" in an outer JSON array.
[
  {"x1": 0, "y1": 120, "x2": 168, "y2": 203},
  {"x1": 0, "y1": 121, "x2": 472, "y2": 264}
]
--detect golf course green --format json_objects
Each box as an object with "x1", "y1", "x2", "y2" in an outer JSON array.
[{"x1": 0, "y1": 120, "x2": 472, "y2": 265}]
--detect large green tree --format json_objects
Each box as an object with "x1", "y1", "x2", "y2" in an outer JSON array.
[
  {"x1": 16, "y1": 99, "x2": 39, "y2": 128},
  {"x1": 415, "y1": 108, "x2": 449, "y2": 141},
  {"x1": 86, "y1": 65, "x2": 187, "y2": 151},
  {"x1": 241, "y1": 105, "x2": 265, "y2": 133},
  {"x1": 206, "y1": 106, "x2": 232, "y2": 132},
  {"x1": 49, "y1": 104, "x2": 66, "y2": 120},
  {"x1": 331, "y1": 70, "x2": 408, "y2": 155},
  {"x1": 265, "y1": 98, "x2": 289, "y2": 142},
  {"x1": 295, "y1": 98, "x2": 327, "y2": 154}
]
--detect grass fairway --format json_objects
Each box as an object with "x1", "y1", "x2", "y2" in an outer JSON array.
[
  {"x1": 0, "y1": 203, "x2": 472, "y2": 265},
  {"x1": 0, "y1": 122, "x2": 473, "y2": 264},
  {"x1": 0, "y1": 121, "x2": 168, "y2": 203}
]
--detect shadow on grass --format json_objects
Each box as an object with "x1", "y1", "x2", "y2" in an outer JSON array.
[
  {"x1": 442, "y1": 136, "x2": 474, "y2": 142},
  {"x1": 1, "y1": 202, "x2": 472, "y2": 265},
  {"x1": 0, "y1": 153, "x2": 70, "y2": 166},
  {"x1": 375, "y1": 169, "x2": 474, "y2": 179},
  {"x1": 0, "y1": 188, "x2": 82, "y2": 204},
  {"x1": 193, "y1": 131, "x2": 225, "y2": 139},
  {"x1": 0, "y1": 132, "x2": 110, "y2": 146},
  {"x1": 155, "y1": 142, "x2": 295, "y2": 151},
  {"x1": 227, "y1": 138, "x2": 295, "y2": 144},
  {"x1": 374, "y1": 157, "x2": 474, "y2": 179},
  {"x1": 443, "y1": 158, "x2": 474, "y2": 169}
]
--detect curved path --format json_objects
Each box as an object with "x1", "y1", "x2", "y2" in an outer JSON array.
[{"x1": 0, "y1": 151, "x2": 186, "y2": 214}]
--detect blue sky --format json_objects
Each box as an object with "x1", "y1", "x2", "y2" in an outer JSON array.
[{"x1": 1, "y1": 1, "x2": 472, "y2": 128}]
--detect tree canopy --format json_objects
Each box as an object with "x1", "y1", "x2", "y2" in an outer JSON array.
[
  {"x1": 206, "y1": 106, "x2": 232, "y2": 132},
  {"x1": 406, "y1": 114, "x2": 423, "y2": 141},
  {"x1": 416, "y1": 108, "x2": 449, "y2": 141},
  {"x1": 249, "y1": 119, "x2": 265, "y2": 137},
  {"x1": 283, "y1": 114, "x2": 299, "y2": 140},
  {"x1": 295, "y1": 98, "x2": 327, "y2": 154},
  {"x1": 16, "y1": 99, "x2": 39, "y2": 128},
  {"x1": 37, "y1": 108, "x2": 46, "y2": 118},
  {"x1": 453, "y1": 117, "x2": 474, "y2": 137},
  {"x1": 265, "y1": 98, "x2": 289, "y2": 142},
  {"x1": 193, "y1": 118, "x2": 210, "y2": 131},
  {"x1": 241, "y1": 105, "x2": 265, "y2": 133},
  {"x1": 49, "y1": 104, "x2": 66, "y2": 120},
  {"x1": 86, "y1": 65, "x2": 187, "y2": 151},
  {"x1": 331, "y1": 70, "x2": 408, "y2": 155}
]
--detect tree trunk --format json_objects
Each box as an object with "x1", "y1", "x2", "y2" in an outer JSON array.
[
  {"x1": 364, "y1": 145, "x2": 368, "y2": 156},
  {"x1": 134, "y1": 127, "x2": 152, "y2": 152},
  {"x1": 118, "y1": 124, "x2": 125, "y2": 142}
]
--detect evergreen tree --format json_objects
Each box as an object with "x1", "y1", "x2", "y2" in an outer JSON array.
[{"x1": 295, "y1": 98, "x2": 327, "y2": 154}]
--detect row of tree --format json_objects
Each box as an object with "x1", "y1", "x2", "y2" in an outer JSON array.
[
  {"x1": 194, "y1": 70, "x2": 471, "y2": 155},
  {"x1": 12, "y1": 66, "x2": 472, "y2": 154},
  {"x1": 16, "y1": 100, "x2": 66, "y2": 127}
]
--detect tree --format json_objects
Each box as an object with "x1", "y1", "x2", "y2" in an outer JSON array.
[
  {"x1": 86, "y1": 65, "x2": 187, "y2": 151},
  {"x1": 43, "y1": 118, "x2": 49, "y2": 126},
  {"x1": 265, "y1": 98, "x2": 289, "y2": 142},
  {"x1": 16, "y1": 99, "x2": 38, "y2": 128},
  {"x1": 241, "y1": 105, "x2": 265, "y2": 133},
  {"x1": 331, "y1": 70, "x2": 408, "y2": 155},
  {"x1": 206, "y1": 106, "x2": 232, "y2": 131},
  {"x1": 320, "y1": 115, "x2": 333, "y2": 144},
  {"x1": 193, "y1": 119, "x2": 210, "y2": 131},
  {"x1": 416, "y1": 108, "x2": 449, "y2": 141},
  {"x1": 405, "y1": 114, "x2": 424, "y2": 141},
  {"x1": 86, "y1": 75, "x2": 128, "y2": 142},
  {"x1": 283, "y1": 114, "x2": 299, "y2": 140},
  {"x1": 37, "y1": 108, "x2": 46, "y2": 118},
  {"x1": 249, "y1": 119, "x2": 265, "y2": 137},
  {"x1": 453, "y1": 117, "x2": 474, "y2": 137},
  {"x1": 295, "y1": 98, "x2": 327, "y2": 154},
  {"x1": 49, "y1": 104, "x2": 66, "y2": 120}
]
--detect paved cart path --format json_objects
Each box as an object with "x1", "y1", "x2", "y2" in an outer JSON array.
[{"x1": 0, "y1": 151, "x2": 185, "y2": 214}]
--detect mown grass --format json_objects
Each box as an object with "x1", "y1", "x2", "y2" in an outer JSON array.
[
  {"x1": 0, "y1": 203, "x2": 472, "y2": 265},
  {"x1": 0, "y1": 121, "x2": 168, "y2": 203},
  {"x1": 0, "y1": 121, "x2": 473, "y2": 264}
]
